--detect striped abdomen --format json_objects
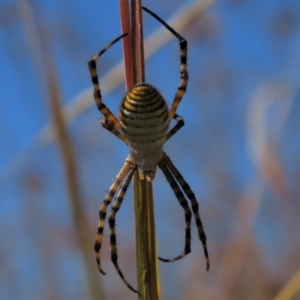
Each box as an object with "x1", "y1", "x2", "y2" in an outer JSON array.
[
  {"x1": 119, "y1": 83, "x2": 169, "y2": 152},
  {"x1": 119, "y1": 83, "x2": 170, "y2": 179}
]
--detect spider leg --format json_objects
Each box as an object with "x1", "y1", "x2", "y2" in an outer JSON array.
[
  {"x1": 158, "y1": 158, "x2": 192, "y2": 262},
  {"x1": 108, "y1": 164, "x2": 138, "y2": 293},
  {"x1": 166, "y1": 113, "x2": 185, "y2": 142},
  {"x1": 162, "y1": 152, "x2": 210, "y2": 271},
  {"x1": 94, "y1": 156, "x2": 133, "y2": 275},
  {"x1": 142, "y1": 7, "x2": 188, "y2": 120},
  {"x1": 100, "y1": 118, "x2": 129, "y2": 145},
  {"x1": 88, "y1": 33, "x2": 128, "y2": 131}
]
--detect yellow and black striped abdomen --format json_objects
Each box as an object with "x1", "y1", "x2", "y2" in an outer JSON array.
[{"x1": 119, "y1": 83, "x2": 169, "y2": 153}]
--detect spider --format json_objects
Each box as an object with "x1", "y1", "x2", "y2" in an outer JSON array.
[{"x1": 88, "y1": 6, "x2": 209, "y2": 293}]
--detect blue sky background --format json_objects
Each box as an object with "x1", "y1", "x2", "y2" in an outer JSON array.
[{"x1": 1, "y1": 0, "x2": 300, "y2": 299}]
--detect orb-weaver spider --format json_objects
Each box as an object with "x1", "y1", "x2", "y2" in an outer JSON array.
[{"x1": 88, "y1": 6, "x2": 209, "y2": 293}]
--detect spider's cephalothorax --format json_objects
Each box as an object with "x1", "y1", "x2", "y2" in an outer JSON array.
[
  {"x1": 88, "y1": 6, "x2": 209, "y2": 294},
  {"x1": 120, "y1": 83, "x2": 169, "y2": 181}
]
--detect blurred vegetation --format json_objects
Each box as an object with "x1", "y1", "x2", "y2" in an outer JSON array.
[{"x1": 1, "y1": 0, "x2": 300, "y2": 299}]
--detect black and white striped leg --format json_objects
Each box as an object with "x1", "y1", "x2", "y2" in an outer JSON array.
[
  {"x1": 108, "y1": 164, "x2": 138, "y2": 293},
  {"x1": 88, "y1": 33, "x2": 128, "y2": 131},
  {"x1": 166, "y1": 113, "x2": 185, "y2": 142},
  {"x1": 162, "y1": 153, "x2": 210, "y2": 270},
  {"x1": 142, "y1": 6, "x2": 188, "y2": 120},
  {"x1": 100, "y1": 118, "x2": 129, "y2": 145},
  {"x1": 158, "y1": 158, "x2": 192, "y2": 262},
  {"x1": 94, "y1": 156, "x2": 134, "y2": 275}
]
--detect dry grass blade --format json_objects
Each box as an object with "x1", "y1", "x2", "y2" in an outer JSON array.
[
  {"x1": 17, "y1": 1, "x2": 104, "y2": 299},
  {"x1": 272, "y1": 268, "x2": 300, "y2": 300},
  {"x1": 45, "y1": 61, "x2": 104, "y2": 300}
]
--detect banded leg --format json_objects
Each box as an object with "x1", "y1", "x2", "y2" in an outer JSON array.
[
  {"x1": 94, "y1": 156, "x2": 134, "y2": 275},
  {"x1": 163, "y1": 152, "x2": 210, "y2": 270},
  {"x1": 88, "y1": 33, "x2": 128, "y2": 130},
  {"x1": 100, "y1": 118, "x2": 129, "y2": 145},
  {"x1": 108, "y1": 165, "x2": 137, "y2": 293},
  {"x1": 166, "y1": 113, "x2": 185, "y2": 141},
  {"x1": 142, "y1": 7, "x2": 188, "y2": 120},
  {"x1": 158, "y1": 159, "x2": 192, "y2": 262}
]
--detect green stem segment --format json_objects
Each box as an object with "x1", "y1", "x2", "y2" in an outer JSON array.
[{"x1": 134, "y1": 174, "x2": 160, "y2": 300}]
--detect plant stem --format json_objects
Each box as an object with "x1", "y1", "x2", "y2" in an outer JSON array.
[{"x1": 119, "y1": 1, "x2": 161, "y2": 299}]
